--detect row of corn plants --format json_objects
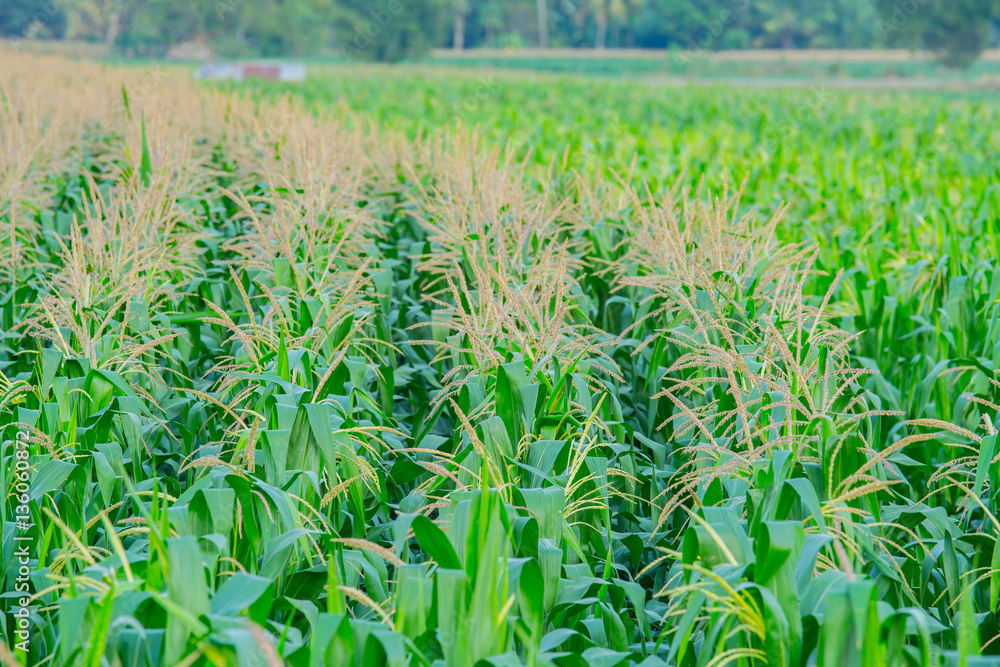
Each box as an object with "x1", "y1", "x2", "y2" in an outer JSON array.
[{"x1": 2, "y1": 54, "x2": 1000, "y2": 666}]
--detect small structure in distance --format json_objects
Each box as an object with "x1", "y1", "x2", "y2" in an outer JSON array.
[{"x1": 193, "y1": 62, "x2": 307, "y2": 82}]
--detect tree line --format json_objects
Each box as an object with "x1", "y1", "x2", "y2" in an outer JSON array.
[{"x1": 3, "y1": 0, "x2": 1000, "y2": 67}]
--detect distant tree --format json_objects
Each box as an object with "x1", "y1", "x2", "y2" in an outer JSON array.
[
  {"x1": 335, "y1": 0, "x2": 449, "y2": 62},
  {"x1": 242, "y1": 0, "x2": 334, "y2": 56},
  {"x1": 756, "y1": 0, "x2": 797, "y2": 47},
  {"x1": 480, "y1": 0, "x2": 505, "y2": 44},
  {"x1": 580, "y1": 0, "x2": 641, "y2": 48},
  {"x1": 0, "y1": 0, "x2": 66, "y2": 38},
  {"x1": 634, "y1": 0, "x2": 884, "y2": 50},
  {"x1": 453, "y1": 0, "x2": 468, "y2": 49},
  {"x1": 17, "y1": 0, "x2": 992, "y2": 57},
  {"x1": 830, "y1": 0, "x2": 882, "y2": 48},
  {"x1": 111, "y1": 0, "x2": 204, "y2": 56},
  {"x1": 746, "y1": 0, "x2": 840, "y2": 48},
  {"x1": 633, "y1": 0, "x2": 716, "y2": 49},
  {"x1": 537, "y1": 0, "x2": 549, "y2": 46},
  {"x1": 59, "y1": 0, "x2": 121, "y2": 45},
  {"x1": 106, "y1": 0, "x2": 335, "y2": 57},
  {"x1": 873, "y1": 0, "x2": 1000, "y2": 67}
]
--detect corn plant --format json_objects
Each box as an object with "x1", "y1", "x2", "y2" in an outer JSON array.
[{"x1": 3, "y1": 52, "x2": 1000, "y2": 667}]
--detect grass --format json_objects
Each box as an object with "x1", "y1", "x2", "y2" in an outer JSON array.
[
  {"x1": 3, "y1": 53, "x2": 1000, "y2": 666},
  {"x1": 427, "y1": 52, "x2": 1000, "y2": 81}
]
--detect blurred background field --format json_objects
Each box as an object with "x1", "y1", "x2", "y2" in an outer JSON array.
[
  {"x1": 8, "y1": 39, "x2": 1000, "y2": 84},
  {"x1": 234, "y1": 65, "x2": 1000, "y2": 260}
]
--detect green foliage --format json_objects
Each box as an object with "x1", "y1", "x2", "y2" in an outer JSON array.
[
  {"x1": 14, "y1": 0, "x2": 1000, "y2": 63},
  {"x1": 873, "y1": 0, "x2": 1000, "y2": 68},
  {"x1": 236, "y1": 0, "x2": 337, "y2": 57},
  {"x1": 109, "y1": 0, "x2": 337, "y2": 57},
  {"x1": 333, "y1": 0, "x2": 450, "y2": 62},
  {"x1": 0, "y1": 0, "x2": 65, "y2": 38},
  {"x1": 6, "y1": 61, "x2": 1000, "y2": 666}
]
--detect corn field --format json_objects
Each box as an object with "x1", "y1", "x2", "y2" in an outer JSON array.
[{"x1": 3, "y1": 55, "x2": 1000, "y2": 666}]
